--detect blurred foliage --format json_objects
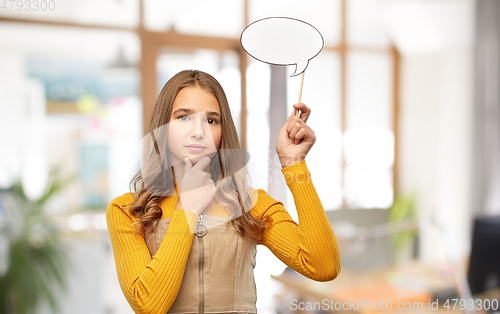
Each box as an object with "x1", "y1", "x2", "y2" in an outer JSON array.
[
  {"x1": 0, "y1": 166, "x2": 77, "y2": 314},
  {"x1": 388, "y1": 191, "x2": 418, "y2": 263}
]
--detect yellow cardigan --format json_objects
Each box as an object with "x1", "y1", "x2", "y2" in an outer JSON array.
[{"x1": 106, "y1": 160, "x2": 341, "y2": 313}]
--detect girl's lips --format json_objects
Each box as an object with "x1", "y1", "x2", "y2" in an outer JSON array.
[{"x1": 186, "y1": 146, "x2": 206, "y2": 153}]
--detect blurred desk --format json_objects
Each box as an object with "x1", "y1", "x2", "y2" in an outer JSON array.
[{"x1": 272, "y1": 260, "x2": 499, "y2": 314}]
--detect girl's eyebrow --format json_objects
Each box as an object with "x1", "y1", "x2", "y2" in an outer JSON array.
[{"x1": 173, "y1": 108, "x2": 221, "y2": 118}]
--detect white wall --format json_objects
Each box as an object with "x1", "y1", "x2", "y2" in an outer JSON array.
[
  {"x1": 392, "y1": 0, "x2": 476, "y2": 261},
  {"x1": 399, "y1": 48, "x2": 474, "y2": 261}
]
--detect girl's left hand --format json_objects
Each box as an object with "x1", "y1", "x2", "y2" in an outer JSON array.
[{"x1": 276, "y1": 103, "x2": 316, "y2": 168}]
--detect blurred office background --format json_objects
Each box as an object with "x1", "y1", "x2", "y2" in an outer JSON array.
[{"x1": 0, "y1": 0, "x2": 498, "y2": 313}]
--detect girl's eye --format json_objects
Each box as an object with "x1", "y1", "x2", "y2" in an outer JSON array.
[{"x1": 177, "y1": 115, "x2": 218, "y2": 125}]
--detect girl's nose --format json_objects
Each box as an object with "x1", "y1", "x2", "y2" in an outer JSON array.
[{"x1": 190, "y1": 120, "x2": 205, "y2": 139}]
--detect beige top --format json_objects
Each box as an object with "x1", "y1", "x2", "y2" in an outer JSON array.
[{"x1": 145, "y1": 215, "x2": 258, "y2": 314}]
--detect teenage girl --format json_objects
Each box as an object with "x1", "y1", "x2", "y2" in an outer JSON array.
[{"x1": 106, "y1": 70, "x2": 341, "y2": 314}]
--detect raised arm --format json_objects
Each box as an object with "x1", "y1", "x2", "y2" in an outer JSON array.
[
  {"x1": 254, "y1": 160, "x2": 341, "y2": 282},
  {"x1": 106, "y1": 194, "x2": 199, "y2": 313}
]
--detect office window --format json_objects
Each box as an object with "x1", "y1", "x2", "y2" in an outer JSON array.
[
  {"x1": 345, "y1": 52, "x2": 394, "y2": 209},
  {"x1": 0, "y1": 23, "x2": 142, "y2": 207},
  {"x1": 246, "y1": 60, "x2": 271, "y2": 192}
]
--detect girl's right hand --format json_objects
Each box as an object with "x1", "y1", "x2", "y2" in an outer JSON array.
[{"x1": 178, "y1": 156, "x2": 216, "y2": 216}]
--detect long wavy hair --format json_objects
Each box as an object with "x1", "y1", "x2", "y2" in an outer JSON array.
[{"x1": 124, "y1": 70, "x2": 270, "y2": 241}]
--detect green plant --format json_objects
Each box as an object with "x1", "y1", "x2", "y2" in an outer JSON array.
[
  {"x1": 388, "y1": 191, "x2": 418, "y2": 263},
  {"x1": 0, "y1": 166, "x2": 77, "y2": 314}
]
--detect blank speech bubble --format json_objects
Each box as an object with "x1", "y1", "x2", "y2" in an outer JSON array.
[{"x1": 241, "y1": 17, "x2": 324, "y2": 77}]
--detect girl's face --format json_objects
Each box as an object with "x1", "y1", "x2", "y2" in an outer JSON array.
[{"x1": 167, "y1": 85, "x2": 222, "y2": 166}]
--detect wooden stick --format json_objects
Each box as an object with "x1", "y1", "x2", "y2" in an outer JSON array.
[{"x1": 296, "y1": 71, "x2": 305, "y2": 117}]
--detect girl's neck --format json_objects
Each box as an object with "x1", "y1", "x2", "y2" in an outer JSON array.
[{"x1": 171, "y1": 164, "x2": 185, "y2": 186}]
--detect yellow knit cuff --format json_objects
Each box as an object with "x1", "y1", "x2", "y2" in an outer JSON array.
[
  {"x1": 172, "y1": 209, "x2": 200, "y2": 234},
  {"x1": 281, "y1": 160, "x2": 311, "y2": 185}
]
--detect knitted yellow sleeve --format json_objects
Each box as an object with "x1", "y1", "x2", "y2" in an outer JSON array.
[
  {"x1": 253, "y1": 160, "x2": 342, "y2": 282},
  {"x1": 106, "y1": 194, "x2": 199, "y2": 314}
]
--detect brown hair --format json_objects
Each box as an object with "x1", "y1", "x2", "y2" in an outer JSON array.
[{"x1": 124, "y1": 70, "x2": 270, "y2": 241}]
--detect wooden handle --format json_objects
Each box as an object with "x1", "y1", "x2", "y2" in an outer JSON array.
[{"x1": 296, "y1": 71, "x2": 305, "y2": 117}]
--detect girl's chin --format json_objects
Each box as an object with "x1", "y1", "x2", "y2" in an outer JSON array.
[
  {"x1": 170, "y1": 151, "x2": 216, "y2": 166},
  {"x1": 183, "y1": 155, "x2": 211, "y2": 165},
  {"x1": 187, "y1": 151, "x2": 217, "y2": 162}
]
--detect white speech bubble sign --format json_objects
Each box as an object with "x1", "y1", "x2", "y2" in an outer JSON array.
[{"x1": 241, "y1": 17, "x2": 324, "y2": 77}]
